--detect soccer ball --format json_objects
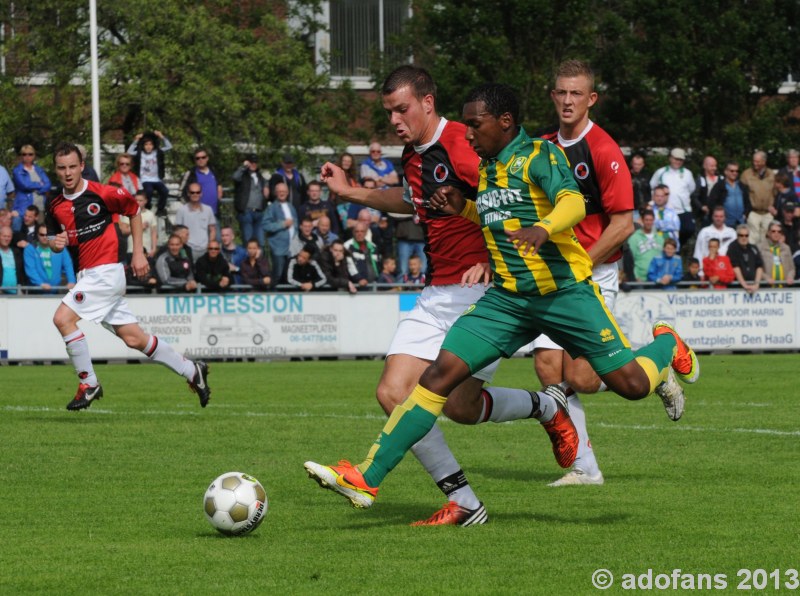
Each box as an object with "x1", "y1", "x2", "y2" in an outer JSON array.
[{"x1": 203, "y1": 472, "x2": 268, "y2": 536}]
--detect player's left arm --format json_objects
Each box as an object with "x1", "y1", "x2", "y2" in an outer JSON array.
[
  {"x1": 509, "y1": 144, "x2": 585, "y2": 256},
  {"x1": 530, "y1": 143, "x2": 585, "y2": 237},
  {"x1": 588, "y1": 211, "x2": 634, "y2": 265}
]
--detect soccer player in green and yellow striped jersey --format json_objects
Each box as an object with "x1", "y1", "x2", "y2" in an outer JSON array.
[{"x1": 304, "y1": 83, "x2": 700, "y2": 510}]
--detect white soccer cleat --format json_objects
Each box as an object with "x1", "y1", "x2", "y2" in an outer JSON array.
[
  {"x1": 547, "y1": 469, "x2": 605, "y2": 487},
  {"x1": 655, "y1": 368, "x2": 685, "y2": 421}
]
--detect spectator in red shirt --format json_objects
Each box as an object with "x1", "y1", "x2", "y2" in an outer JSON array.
[{"x1": 702, "y1": 238, "x2": 735, "y2": 289}]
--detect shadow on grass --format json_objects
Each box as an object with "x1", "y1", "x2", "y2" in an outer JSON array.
[
  {"x1": 302, "y1": 502, "x2": 633, "y2": 529},
  {"x1": 474, "y1": 466, "x2": 652, "y2": 483}
]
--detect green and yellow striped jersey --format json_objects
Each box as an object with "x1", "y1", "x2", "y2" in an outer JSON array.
[{"x1": 463, "y1": 127, "x2": 593, "y2": 295}]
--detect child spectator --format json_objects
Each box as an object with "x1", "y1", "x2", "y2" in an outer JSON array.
[
  {"x1": 128, "y1": 131, "x2": 172, "y2": 216},
  {"x1": 378, "y1": 255, "x2": 399, "y2": 290},
  {"x1": 702, "y1": 238, "x2": 735, "y2": 289},
  {"x1": 684, "y1": 258, "x2": 703, "y2": 289},
  {"x1": 647, "y1": 237, "x2": 682, "y2": 289},
  {"x1": 402, "y1": 254, "x2": 426, "y2": 286}
]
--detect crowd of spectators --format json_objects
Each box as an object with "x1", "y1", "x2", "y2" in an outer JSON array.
[
  {"x1": 622, "y1": 147, "x2": 799, "y2": 292},
  {"x1": 2, "y1": 140, "x2": 799, "y2": 295}
]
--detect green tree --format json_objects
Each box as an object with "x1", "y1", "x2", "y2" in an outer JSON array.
[
  {"x1": 0, "y1": 0, "x2": 365, "y2": 176},
  {"x1": 383, "y1": 0, "x2": 800, "y2": 166}
]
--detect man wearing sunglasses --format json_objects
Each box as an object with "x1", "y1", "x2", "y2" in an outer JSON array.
[
  {"x1": 23, "y1": 224, "x2": 76, "y2": 293},
  {"x1": 179, "y1": 148, "x2": 224, "y2": 219},
  {"x1": 727, "y1": 224, "x2": 764, "y2": 294},
  {"x1": 175, "y1": 182, "x2": 216, "y2": 261}
]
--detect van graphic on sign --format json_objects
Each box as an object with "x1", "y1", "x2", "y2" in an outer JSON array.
[{"x1": 200, "y1": 315, "x2": 270, "y2": 346}]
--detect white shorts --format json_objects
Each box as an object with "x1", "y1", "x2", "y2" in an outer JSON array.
[
  {"x1": 62, "y1": 263, "x2": 138, "y2": 326},
  {"x1": 388, "y1": 284, "x2": 500, "y2": 382},
  {"x1": 531, "y1": 261, "x2": 620, "y2": 351}
]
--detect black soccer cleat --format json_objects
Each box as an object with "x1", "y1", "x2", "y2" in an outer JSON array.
[
  {"x1": 188, "y1": 361, "x2": 211, "y2": 407},
  {"x1": 66, "y1": 383, "x2": 104, "y2": 411}
]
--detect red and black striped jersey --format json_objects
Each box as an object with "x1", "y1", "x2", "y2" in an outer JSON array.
[
  {"x1": 402, "y1": 118, "x2": 488, "y2": 285},
  {"x1": 538, "y1": 121, "x2": 633, "y2": 263},
  {"x1": 45, "y1": 180, "x2": 139, "y2": 272}
]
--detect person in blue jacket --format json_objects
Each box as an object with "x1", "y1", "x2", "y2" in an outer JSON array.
[
  {"x1": 23, "y1": 224, "x2": 76, "y2": 293},
  {"x1": 263, "y1": 182, "x2": 298, "y2": 283},
  {"x1": 12, "y1": 145, "x2": 51, "y2": 227},
  {"x1": 647, "y1": 237, "x2": 683, "y2": 289}
]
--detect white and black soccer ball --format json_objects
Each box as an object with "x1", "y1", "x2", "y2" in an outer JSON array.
[{"x1": 203, "y1": 472, "x2": 268, "y2": 536}]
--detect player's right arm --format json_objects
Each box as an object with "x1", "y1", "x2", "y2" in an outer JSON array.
[
  {"x1": 48, "y1": 231, "x2": 68, "y2": 253},
  {"x1": 320, "y1": 162, "x2": 412, "y2": 214}
]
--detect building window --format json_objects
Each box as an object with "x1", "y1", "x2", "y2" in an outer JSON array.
[{"x1": 315, "y1": 0, "x2": 410, "y2": 87}]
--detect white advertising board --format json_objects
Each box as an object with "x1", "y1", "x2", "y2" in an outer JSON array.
[
  {"x1": 1, "y1": 289, "x2": 797, "y2": 361},
  {"x1": 613, "y1": 289, "x2": 798, "y2": 351},
  {"x1": 3, "y1": 292, "x2": 405, "y2": 361}
]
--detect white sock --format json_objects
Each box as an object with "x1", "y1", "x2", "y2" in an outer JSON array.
[
  {"x1": 597, "y1": 381, "x2": 608, "y2": 392},
  {"x1": 410, "y1": 424, "x2": 481, "y2": 510},
  {"x1": 567, "y1": 393, "x2": 600, "y2": 476},
  {"x1": 63, "y1": 330, "x2": 98, "y2": 386},
  {"x1": 481, "y1": 387, "x2": 534, "y2": 423},
  {"x1": 143, "y1": 336, "x2": 196, "y2": 380},
  {"x1": 530, "y1": 389, "x2": 558, "y2": 422}
]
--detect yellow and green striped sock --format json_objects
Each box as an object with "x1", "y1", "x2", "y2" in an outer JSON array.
[
  {"x1": 359, "y1": 385, "x2": 446, "y2": 487},
  {"x1": 633, "y1": 334, "x2": 677, "y2": 394}
]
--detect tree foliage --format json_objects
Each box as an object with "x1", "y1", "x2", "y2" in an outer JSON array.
[
  {"x1": 0, "y1": 0, "x2": 366, "y2": 175},
  {"x1": 386, "y1": 0, "x2": 800, "y2": 167}
]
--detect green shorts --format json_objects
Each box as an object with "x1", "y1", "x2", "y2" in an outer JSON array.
[{"x1": 441, "y1": 280, "x2": 633, "y2": 376}]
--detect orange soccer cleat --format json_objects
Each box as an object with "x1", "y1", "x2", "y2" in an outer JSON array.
[
  {"x1": 539, "y1": 385, "x2": 579, "y2": 469},
  {"x1": 410, "y1": 501, "x2": 488, "y2": 527},
  {"x1": 653, "y1": 321, "x2": 700, "y2": 384},
  {"x1": 304, "y1": 460, "x2": 378, "y2": 508}
]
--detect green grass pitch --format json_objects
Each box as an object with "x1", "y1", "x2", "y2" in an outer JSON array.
[{"x1": 1, "y1": 354, "x2": 797, "y2": 594}]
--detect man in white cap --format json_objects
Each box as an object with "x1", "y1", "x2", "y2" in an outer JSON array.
[{"x1": 650, "y1": 147, "x2": 696, "y2": 247}]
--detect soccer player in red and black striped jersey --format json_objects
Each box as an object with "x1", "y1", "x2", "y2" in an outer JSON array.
[
  {"x1": 474, "y1": 61, "x2": 645, "y2": 486},
  {"x1": 47, "y1": 142, "x2": 211, "y2": 410}
]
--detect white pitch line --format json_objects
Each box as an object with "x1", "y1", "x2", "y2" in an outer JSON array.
[
  {"x1": 594, "y1": 421, "x2": 800, "y2": 437},
  {"x1": 3, "y1": 405, "x2": 798, "y2": 437}
]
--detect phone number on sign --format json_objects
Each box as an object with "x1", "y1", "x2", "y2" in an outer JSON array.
[{"x1": 591, "y1": 568, "x2": 799, "y2": 591}]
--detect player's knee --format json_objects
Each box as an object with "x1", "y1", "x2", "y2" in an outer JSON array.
[
  {"x1": 534, "y1": 351, "x2": 562, "y2": 386},
  {"x1": 419, "y1": 358, "x2": 465, "y2": 396},
  {"x1": 616, "y1": 376, "x2": 650, "y2": 400},
  {"x1": 442, "y1": 399, "x2": 477, "y2": 425},
  {"x1": 375, "y1": 382, "x2": 403, "y2": 414},
  {"x1": 566, "y1": 370, "x2": 602, "y2": 394}
]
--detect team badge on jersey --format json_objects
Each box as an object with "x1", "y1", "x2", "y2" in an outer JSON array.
[
  {"x1": 509, "y1": 156, "x2": 526, "y2": 175},
  {"x1": 87, "y1": 203, "x2": 101, "y2": 216},
  {"x1": 74, "y1": 291, "x2": 86, "y2": 303},
  {"x1": 610, "y1": 161, "x2": 620, "y2": 173},
  {"x1": 433, "y1": 163, "x2": 449, "y2": 183},
  {"x1": 574, "y1": 162, "x2": 590, "y2": 180}
]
